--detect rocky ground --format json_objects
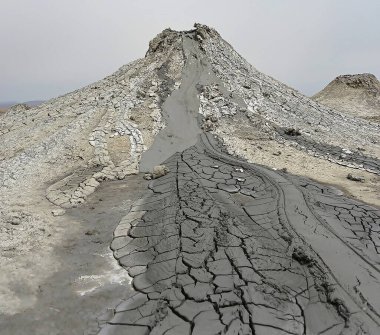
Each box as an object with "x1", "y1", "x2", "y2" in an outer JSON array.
[
  {"x1": 313, "y1": 73, "x2": 380, "y2": 122},
  {"x1": 1, "y1": 24, "x2": 380, "y2": 334}
]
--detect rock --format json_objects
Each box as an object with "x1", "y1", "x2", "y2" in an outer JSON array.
[
  {"x1": 209, "y1": 115, "x2": 218, "y2": 123},
  {"x1": 347, "y1": 173, "x2": 365, "y2": 182},
  {"x1": 342, "y1": 148, "x2": 352, "y2": 154},
  {"x1": 85, "y1": 178, "x2": 99, "y2": 188},
  {"x1": 292, "y1": 246, "x2": 315, "y2": 266},
  {"x1": 202, "y1": 119, "x2": 215, "y2": 132},
  {"x1": 8, "y1": 217, "x2": 22, "y2": 225},
  {"x1": 334, "y1": 73, "x2": 379, "y2": 90},
  {"x1": 6, "y1": 212, "x2": 27, "y2": 225},
  {"x1": 143, "y1": 173, "x2": 153, "y2": 180},
  {"x1": 152, "y1": 165, "x2": 170, "y2": 179},
  {"x1": 284, "y1": 128, "x2": 301, "y2": 136},
  {"x1": 52, "y1": 209, "x2": 66, "y2": 216},
  {"x1": 146, "y1": 28, "x2": 181, "y2": 56}
]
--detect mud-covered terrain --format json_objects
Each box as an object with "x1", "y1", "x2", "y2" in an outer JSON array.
[
  {"x1": 1, "y1": 24, "x2": 380, "y2": 334},
  {"x1": 0, "y1": 177, "x2": 147, "y2": 335},
  {"x1": 99, "y1": 134, "x2": 380, "y2": 334}
]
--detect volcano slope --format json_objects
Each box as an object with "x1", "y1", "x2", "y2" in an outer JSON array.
[{"x1": 1, "y1": 24, "x2": 380, "y2": 335}]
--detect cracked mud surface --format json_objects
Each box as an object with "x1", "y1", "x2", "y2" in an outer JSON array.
[{"x1": 97, "y1": 134, "x2": 380, "y2": 335}]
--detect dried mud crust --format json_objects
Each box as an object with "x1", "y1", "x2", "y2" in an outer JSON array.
[
  {"x1": 196, "y1": 24, "x2": 380, "y2": 171},
  {"x1": 276, "y1": 129, "x2": 380, "y2": 176},
  {"x1": 214, "y1": 118, "x2": 380, "y2": 208},
  {"x1": 96, "y1": 134, "x2": 380, "y2": 335},
  {"x1": 0, "y1": 31, "x2": 183, "y2": 210}
]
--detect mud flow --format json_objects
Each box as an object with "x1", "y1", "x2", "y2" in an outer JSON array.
[{"x1": 98, "y1": 134, "x2": 380, "y2": 335}]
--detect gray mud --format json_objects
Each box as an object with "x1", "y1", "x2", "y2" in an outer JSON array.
[
  {"x1": 139, "y1": 37, "x2": 214, "y2": 171},
  {"x1": 99, "y1": 134, "x2": 380, "y2": 334},
  {"x1": 0, "y1": 177, "x2": 148, "y2": 335},
  {"x1": 99, "y1": 32, "x2": 380, "y2": 334}
]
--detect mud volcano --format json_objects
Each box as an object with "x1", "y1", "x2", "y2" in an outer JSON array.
[
  {"x1": 313, "y1": 73, "x2": 380, "y2": 122},
  {"x1": 1, "y1": 24, "x2": 380, "y2": 335}
]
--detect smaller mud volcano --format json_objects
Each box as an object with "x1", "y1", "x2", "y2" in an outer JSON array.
[{"x1": 313, "y1": 73, "x2": 380, "y2": 121}]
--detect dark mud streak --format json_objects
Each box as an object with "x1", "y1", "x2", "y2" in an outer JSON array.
[
  {"x1": 277, "y1": 129, "x2": 380, "y2": 175},
  {"x1": 139, "y1": 36, "x2": 209, "y2": 171}
]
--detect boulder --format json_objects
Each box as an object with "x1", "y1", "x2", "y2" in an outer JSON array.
[
  {"x1": 152, "y1": 165, "x2": 170, "y2": 179},
  {"x1": 347, "y1": 173, "x2": 365, "y2": 182}
]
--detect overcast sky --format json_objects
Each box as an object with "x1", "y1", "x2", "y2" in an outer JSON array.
[{"x1": 1, "y1": 0, "x2": 379, "y2": 102}]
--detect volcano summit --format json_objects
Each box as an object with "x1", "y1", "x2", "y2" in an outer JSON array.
[{"x1": 1, "y1": 24, "x2": 380, "y2": 335}]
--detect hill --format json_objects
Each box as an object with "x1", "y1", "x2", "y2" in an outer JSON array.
[
  {"x1": 313, "y1": 73, "x2": 380, "y2": 122},
  {"x1": 0, "y1": 100, "x2": 44, "y2": 110}
]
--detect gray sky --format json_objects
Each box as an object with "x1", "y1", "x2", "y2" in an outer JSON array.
[{"x1": 1, "y1": 0, "x2": 379, "y2": 102}]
